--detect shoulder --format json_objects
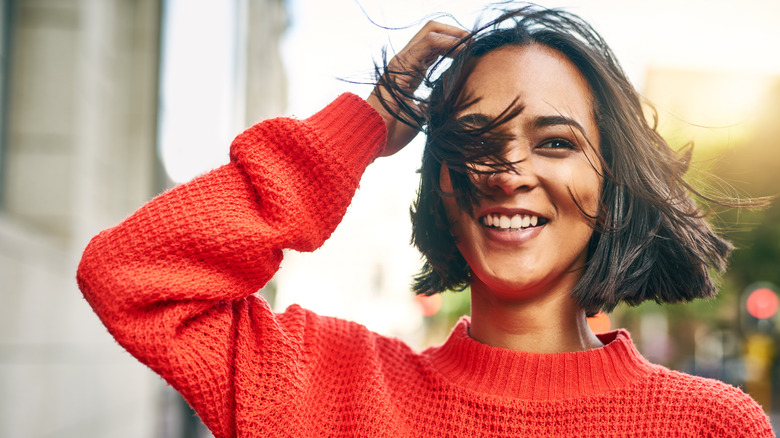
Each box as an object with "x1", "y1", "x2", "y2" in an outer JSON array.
[
  {"x1": 274, "y1": 304, "x2": 429, "y2": 394},
  {"x1": 275, "y1": 303, "x2": 419, "y2": 360},
  {"x1": 647, "y1": 366, "x2": 774, "y2": 437}
]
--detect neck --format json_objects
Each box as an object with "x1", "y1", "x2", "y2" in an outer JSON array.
[{"x1": 468, "y1": 281, "x2": 603, "y2": 353}]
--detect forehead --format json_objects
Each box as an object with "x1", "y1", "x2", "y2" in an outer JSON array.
[{"x1": 460, "y1": 44, "x2": 596, "y2": 128}]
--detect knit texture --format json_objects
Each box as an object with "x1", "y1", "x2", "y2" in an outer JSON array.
[{"x1": 77, "y1": 93, "x2": 774, "y2": 437}]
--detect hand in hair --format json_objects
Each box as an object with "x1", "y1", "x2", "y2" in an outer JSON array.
[{"x1": 368, "y1": 21, "x2": 469, "y2": 157}]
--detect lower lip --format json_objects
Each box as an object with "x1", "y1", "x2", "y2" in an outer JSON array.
[{"x1": 482, "y1": 223, "x2": 545, "y2": 244}]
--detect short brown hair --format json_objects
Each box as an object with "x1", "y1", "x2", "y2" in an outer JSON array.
[{"x1": 375, "y1": 5, "x2": 734, "y2": 315}]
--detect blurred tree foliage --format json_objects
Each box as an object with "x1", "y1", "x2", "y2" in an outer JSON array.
[
  {"x1": 422, "y1": 289, "x2": 471, "y2": 346},
  {"x1": 637, "y1": 77, "x2": 779, "y2": 309},
  {"x1": 617, "y1": 77, "x2": 780, "y2": 371},
  {"x1": 714, "y1": 81, "x2": 780, "y2": 294}
]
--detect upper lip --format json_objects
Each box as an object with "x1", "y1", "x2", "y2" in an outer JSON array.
[{"x1": 477, "y1": 206, "x2": 547, "y2": 220}]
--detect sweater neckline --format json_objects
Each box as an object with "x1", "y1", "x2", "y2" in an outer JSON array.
[{"x1": 424, "y1": 317, "x2": 656, "y2": 401}]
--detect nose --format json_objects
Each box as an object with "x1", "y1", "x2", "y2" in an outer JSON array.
[{"x1": 484, "y1": 149, "x2": 538, "y2": 196}]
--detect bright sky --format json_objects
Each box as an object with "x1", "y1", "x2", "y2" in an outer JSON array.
[
  {"x1": 160, "y1": 0, "x2": 780, "y2": 183},
  {"x1": 282, "y1": 0, "x2": 780, "y2": 115},
  {"x1": 159, "y1": 0, "x2": 780, "y2": 344}
]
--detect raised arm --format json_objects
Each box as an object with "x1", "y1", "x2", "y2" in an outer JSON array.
[
  {"x1": 77, "y1": 22, "x2": 467, "y2": 437},
  {"x1": 77, "y1": 94, "x2": 386, "y2": 436}
]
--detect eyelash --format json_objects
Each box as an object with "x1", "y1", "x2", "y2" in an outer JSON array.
[{"x1": 536, "y1": 138, "x2": 577, "y2": 150}]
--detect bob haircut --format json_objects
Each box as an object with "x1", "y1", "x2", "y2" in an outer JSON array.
[{"x1": 373, "y1": 4, "x2": 733, "y2": 315}]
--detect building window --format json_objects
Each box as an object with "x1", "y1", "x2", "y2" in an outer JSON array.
[
  {"x1": 157, "y1": 0, "x2": 246, "y2": 186},
  {"x1": 0, "y1": 0, "x2": 15, "y2": 207}
]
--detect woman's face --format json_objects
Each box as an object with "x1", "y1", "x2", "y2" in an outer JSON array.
[{"x1": 440, "y1": 44, "x2": 602, "y2": 302}]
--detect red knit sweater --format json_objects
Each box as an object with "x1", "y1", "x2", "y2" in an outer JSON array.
[{"x1": 77, "y1": 93, "x2": 774, "y2": 437}]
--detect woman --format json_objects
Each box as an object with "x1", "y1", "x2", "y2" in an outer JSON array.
[{"x1": 78, "y1": 5, "x2": 774, "y2": 437}]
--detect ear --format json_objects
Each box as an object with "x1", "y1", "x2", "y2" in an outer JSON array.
[{"x1": 439, "y1": 161, "x2": 454, "y2": 194}]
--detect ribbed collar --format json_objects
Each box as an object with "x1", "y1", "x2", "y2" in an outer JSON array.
[{"x1": 424, "y1": 317, "x2": 657, "y2": 401}]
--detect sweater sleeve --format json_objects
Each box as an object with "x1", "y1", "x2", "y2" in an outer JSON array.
[{"x1": 76, "y1": 93, "x2": 387, "y2": 437}]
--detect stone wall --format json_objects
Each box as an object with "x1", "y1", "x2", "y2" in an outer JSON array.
[{"x1": 0, "y1": 0, "x2": 287, "y2": 436}]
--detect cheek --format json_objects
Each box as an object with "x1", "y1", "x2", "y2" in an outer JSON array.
[
  {"x1": 438, "y1": 188, "x2": 477, "y2": 259},
  {"x1": 440, "y1": 195, "x2": 457, "y2": 223},
  {"x1": 575, "y1": 174, "x2": 602, "y2": 217},
  {"x1": 438, "y1": 165, "x2": 471, "y2": 235},
  {"x1": 555, "y1": 161, "x2": 602, "y2": 217},
  {"x1": 440, "y1": 195, "x2": 468, "y2": 245},
  {"x1": 585, "y1": 170, "x2": 602, "y2": 214},
  {"x1": 580, "y1": 149, "x2": 604, "y2": 214}
]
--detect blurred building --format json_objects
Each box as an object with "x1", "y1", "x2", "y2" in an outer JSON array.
[{"x1": 0, "y1": 0, "x2": 287, "y2": 437}]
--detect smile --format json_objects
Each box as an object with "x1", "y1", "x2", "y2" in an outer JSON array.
[{"x1": 479, "y1": 213, "x2": 548, "y2": 230}]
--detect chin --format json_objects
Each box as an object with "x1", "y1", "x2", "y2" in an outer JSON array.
[
  {"x1": 469, "y1": 258, "x2": 585, "y2": 303},
  {"x1": 472, "y1": 272, "x2": 547, "y2": 299}
]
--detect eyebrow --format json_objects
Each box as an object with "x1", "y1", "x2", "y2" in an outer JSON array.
[
  {"x1": 454, "y1": 113, "x2": 592, "y2": 143},
  {"x1": 455, "y1": 113, "x2": 492, "y2": 126},
  {"x1": 532, "y1": 115, "x2": 587, "y2": 136}
]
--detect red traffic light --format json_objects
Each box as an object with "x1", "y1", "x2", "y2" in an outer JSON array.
[{"x1": 746, "y1": 288, "x2": 779, "y2": 320}]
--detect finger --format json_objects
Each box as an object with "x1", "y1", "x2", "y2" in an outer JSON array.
[
  {"x1": 416, "y1": 20, "x2": 470, "y2": 40},
  {"x1": 369, "y1": 22, "x2": 469, "y2": 157},
  {"x1": 395, "y1": 21, "x2": 469, "y2": 63},
  {"x1": 416, "y1": 31, "x2": 467, "y2": 64},
  {"x1": 389, "y1": 31, "x2": 468, "y2": 85}
]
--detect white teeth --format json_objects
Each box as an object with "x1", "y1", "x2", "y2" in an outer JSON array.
[{"x1": 482, "y1": 213, "x2": 542, "y2": 230}]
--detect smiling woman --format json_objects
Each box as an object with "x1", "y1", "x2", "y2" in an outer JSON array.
[
  {"x1": 403, "y1": 8, "x2": 738, "y2": 320},
  {"x1": 77, "y1": 3, "x2": 774, "y2": 437},
  {"x1": 436, "y1": 44, "x2": 604, "y2": 352}
]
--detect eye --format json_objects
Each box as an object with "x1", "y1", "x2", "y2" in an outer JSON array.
[{"x1": 537, "y1": 138, "x2": 576, "y2": 150}]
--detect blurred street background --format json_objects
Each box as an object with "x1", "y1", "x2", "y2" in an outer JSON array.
[{"x1": 0, "y1": 0, "x2": 778, "y2": 436}]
